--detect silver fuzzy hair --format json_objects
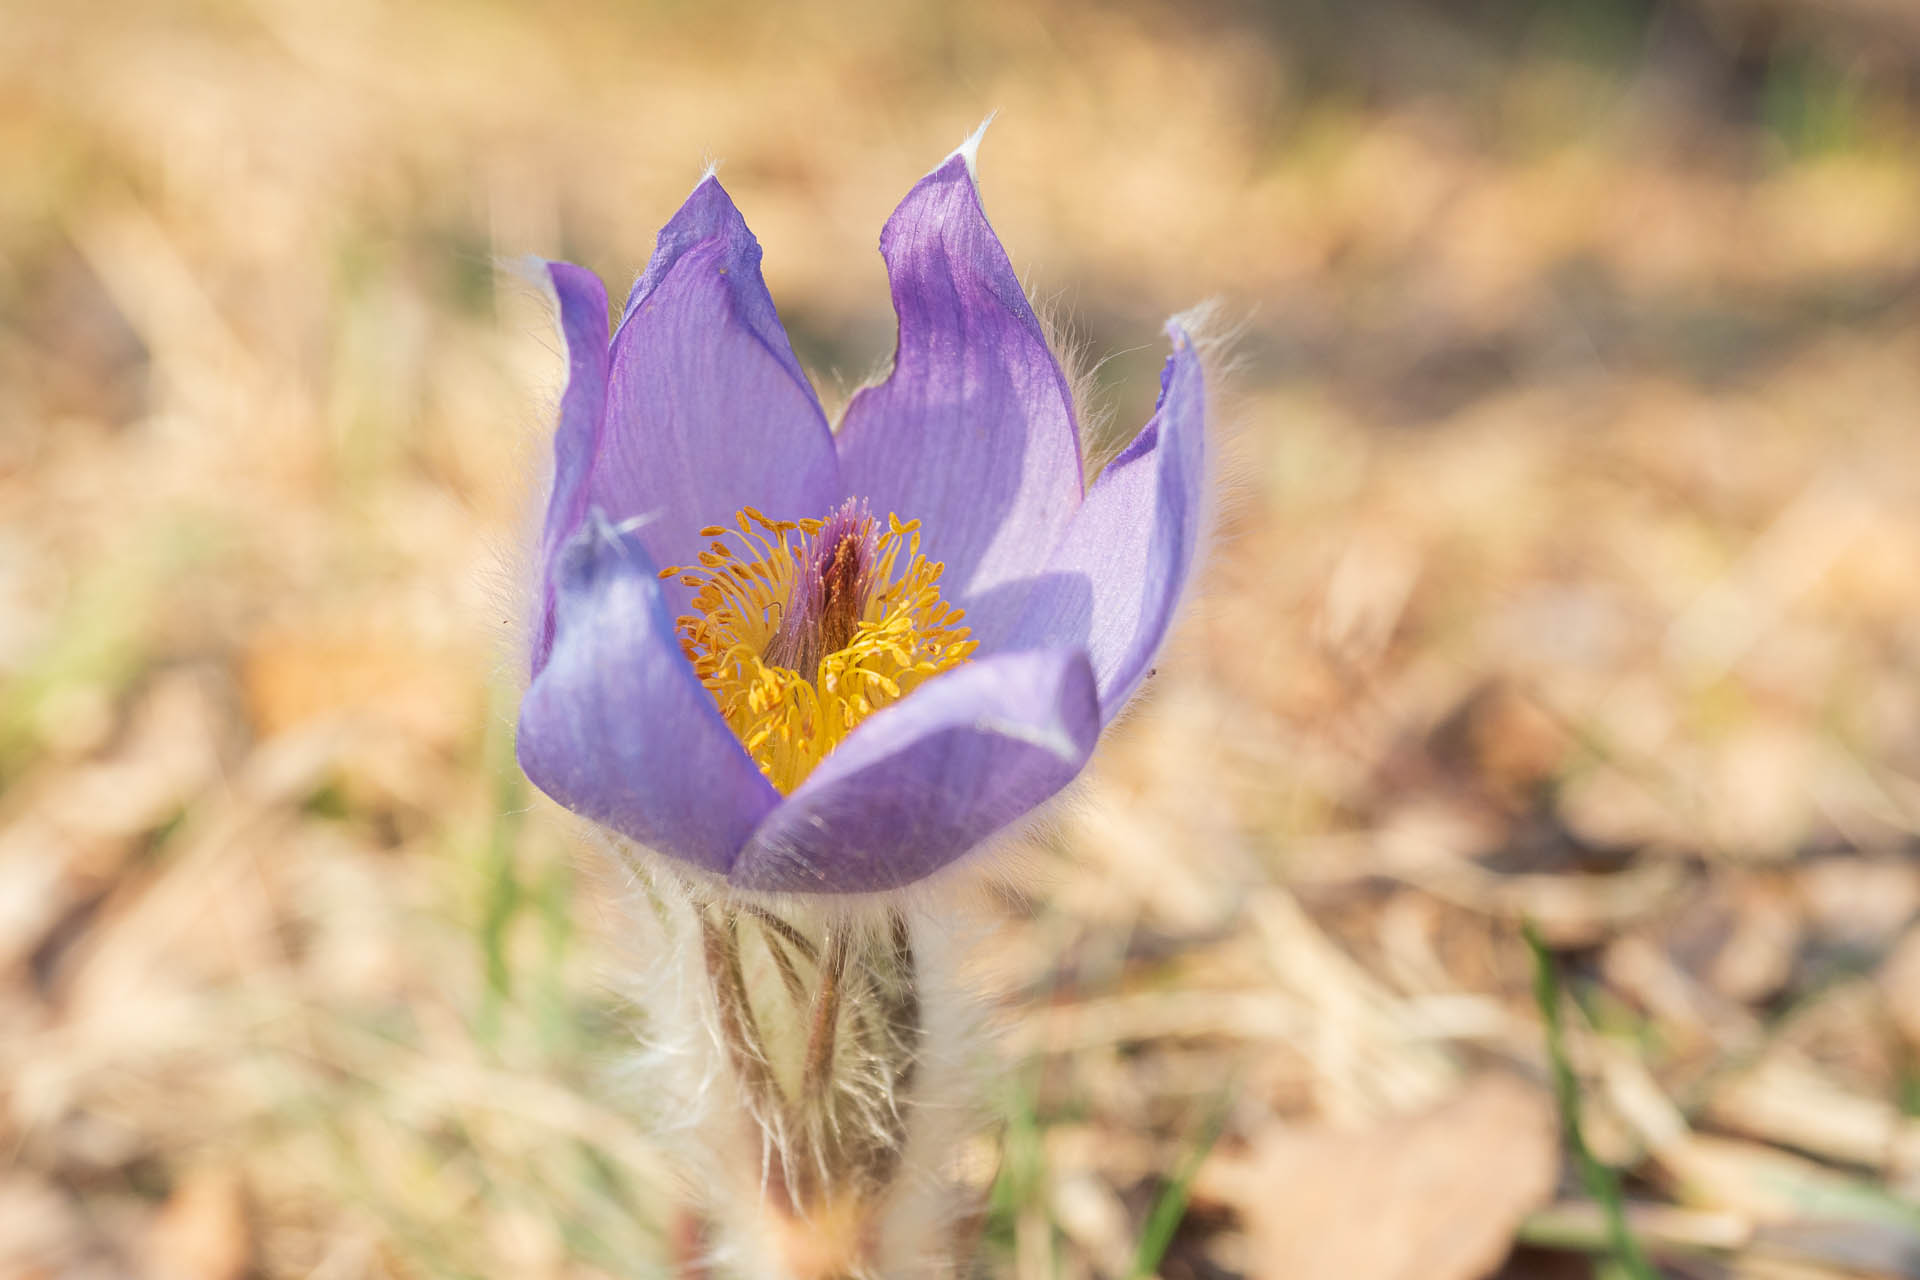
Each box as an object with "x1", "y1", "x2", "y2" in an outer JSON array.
[
  {"x1": 483, "y1": 255, "x2": 579, "y2": 695},
  {"x1": 585, "y1": 827, "x2": 998, "y2": 1279}
]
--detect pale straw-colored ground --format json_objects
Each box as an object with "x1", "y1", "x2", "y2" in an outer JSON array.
[{"x1": 6, "y1": 1, "x2": 1920, "y2": 1277}]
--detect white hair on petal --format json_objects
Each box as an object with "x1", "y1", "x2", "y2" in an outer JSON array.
[
  {"x1": 482, "y1": 255, "x2": 576, "y2": 698},
  {"x1": 1025, "y1": 284, "x2": 1125, "y2": 481},
  {"x1": 948, "y1": 111, "x2": 998, "y2": 183},
  {"x1": 578, "y1": 836, "x2": 1004, "y2": 1278}
]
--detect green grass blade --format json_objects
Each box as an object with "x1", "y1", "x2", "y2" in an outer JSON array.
[
  {"x1": 1127, "y1": 1080, "x2": 1235, "y2": 1279},
  {"x1": 1526, "y1": 921, "x2": 1658, "y2": 1280}
]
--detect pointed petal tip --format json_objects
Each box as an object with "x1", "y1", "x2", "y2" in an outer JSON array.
[
  {"x1": 1165, "y1": 298, "x2": 1230, "y2": 353},
  {"x1": 517, "y1": 253, "x2": 561, "y2": 290},
  {"x1": 945, "y1": 111, "x2": 998, "y2": 182},
  {"x1": 536, "y1": 258, "x2": 609, "y2": 315},
  {"x1": 618, "y1": 172, "x2": 761, "y2": 323},
  {"x1": 670, "y1": 170, "x2": 746, "y2": 234},
  {"x1": 844, "y1": 117, "x2": 1085, "y2": 613},
  {"x1": 600, "y1": 170, "x2": 841, "y2": 604},
  {"x1": 495, "y1": 254, "x2": 598, "y2": 301},
  {"x1": 685, "y1": 165, "x2": 737, "y2": 211}
]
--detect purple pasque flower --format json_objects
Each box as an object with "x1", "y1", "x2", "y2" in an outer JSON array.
[{"x1": 517, "y1": 138, "x2": 1206, "y2": 895}]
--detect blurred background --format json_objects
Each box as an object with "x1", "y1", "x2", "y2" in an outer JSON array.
[{"x1": 5, "y1": 0, "x2": 1920, "y2": 1276}]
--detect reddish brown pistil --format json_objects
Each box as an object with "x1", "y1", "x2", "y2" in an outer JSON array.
[{"x1": 764, "y1": 500, "x2": 876, "y2": 678}]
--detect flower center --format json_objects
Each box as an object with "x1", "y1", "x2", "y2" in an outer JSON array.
[{"x1": 660, "y1": 500, "x2": 975, "y2": 794}]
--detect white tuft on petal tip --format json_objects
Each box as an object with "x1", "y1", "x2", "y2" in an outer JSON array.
[
  {"x1": 947, "y1": 111, "x2": 998, "y2": 184},
  {"x1": 1169, "y1": 298, "x2": 1229, "y2": 348},
  {"x1": 499, "y1": 254, "x2": 571, "y2": 310}
]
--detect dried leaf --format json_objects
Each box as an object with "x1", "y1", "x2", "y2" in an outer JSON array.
[{"x1": 1197, "y1": 1075, "x2": 1557, "y2": 1280}]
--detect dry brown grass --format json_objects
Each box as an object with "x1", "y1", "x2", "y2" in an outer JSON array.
[{"x1": 6, "y1": 1, "x2": 1920, "y2": 1277}]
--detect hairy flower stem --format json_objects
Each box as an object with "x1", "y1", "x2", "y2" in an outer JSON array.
[
  {"x1": 687, "y1": 890, "x2": 935, "y2": 1278},
  {"x1": 801, "y1": 927, "x2": 849, "y2": 1109}
]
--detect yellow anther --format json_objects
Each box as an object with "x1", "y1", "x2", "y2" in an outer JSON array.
[{"x1": 671, "y1": 503, "x2": 976, "y2": 794}]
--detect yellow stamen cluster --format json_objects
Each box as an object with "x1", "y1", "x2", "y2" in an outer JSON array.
[{"x1": 661, "y1": 505, "x2": 975, "y2": 794}]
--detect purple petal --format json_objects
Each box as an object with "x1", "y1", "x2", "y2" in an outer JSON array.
[
  {"x1": 1006, "y1": 322, "x2": 1206, "y2": 716},
  {"x1": 729, "y1": 648, "x2": 1100, "y2": 893},
  {"x1": 835, "y1": 152, "x2": 1083, "y2": 634},
  {"x1": 533, "y1": 261, "x2": 610, "y2": 672},
  {"x1": 518, "y1": 513, "x2": 780, "y2": 875},
  {"x1": 591, "y1": 177, "x2": 841, "y2": 604}
]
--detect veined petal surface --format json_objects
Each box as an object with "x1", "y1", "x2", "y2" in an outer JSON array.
[
  {"x1": 729, "y1": 648, "x2": 1100, "y2": 893},
  {"x1": 835, "y1": 153, "x2": 1083, "y2": 637},
  {"x1": 519, "y1": 514, "x2": 781, "y2": 874},
  {"x1": 592, "y1": 178, "x2": 842, "y2": 608},
  {"x1": 1008, "y1": 322, "x2": 1206, "y2": 715}
]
